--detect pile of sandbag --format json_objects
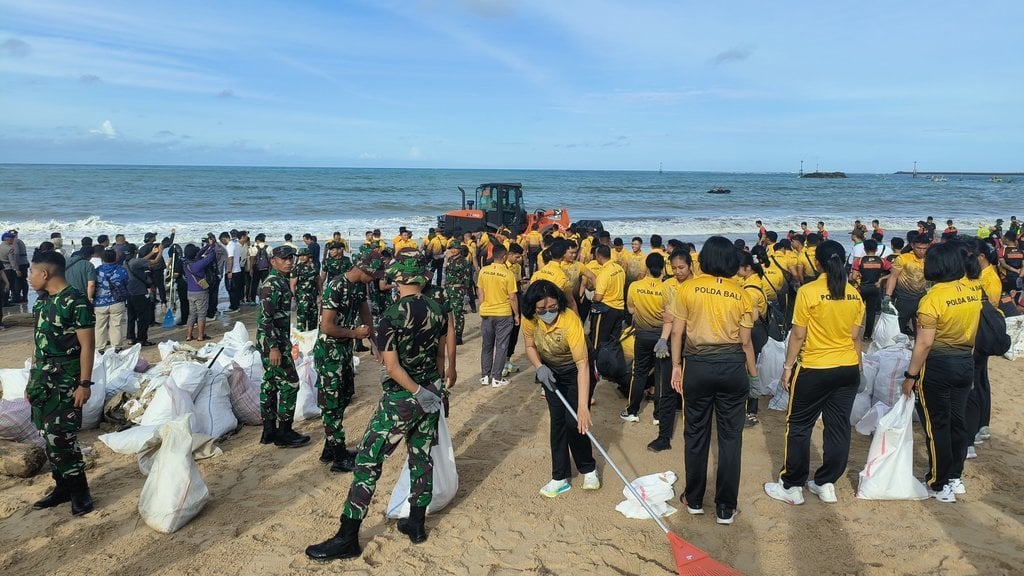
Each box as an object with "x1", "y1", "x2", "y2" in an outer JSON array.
[
  {"x1": 614, "y1": 471, "x2": 678, "y2": 519},
  {"x1": 1004, "y1": 315, "x2": 1024, "y2": 361}
]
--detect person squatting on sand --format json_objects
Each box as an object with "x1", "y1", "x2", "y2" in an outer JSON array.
[
  {"x1": 306, "y1": 249, "x2": 452, "y2": 561},
  {"x1": 27, "y1": 250, "x2": 97, "y2": 516}
]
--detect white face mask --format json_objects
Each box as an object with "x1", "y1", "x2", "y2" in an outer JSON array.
[{"x1": 538, "y1": 310, "x2": 559, "y2": 324}]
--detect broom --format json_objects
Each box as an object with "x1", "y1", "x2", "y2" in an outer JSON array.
[{"x1": 549, "y1": 385, "x2": 745, "y2": 575}]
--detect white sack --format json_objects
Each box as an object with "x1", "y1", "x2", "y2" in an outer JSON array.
[
  {"x1": 756, "y1": 338, "x2": 787, "y2": 397},
  {"x1": 290, "y1": 326, "x2": 320, "y2": 357},
  {"x1": 221, "y1": 322, "x2": 251, "y2": 349},
  {"x1": 855, "y1": 401, "x2": 890, "y2": 436},
  {"x1": 294, "y1": 356, "x2": 320, "y2": 421},
  {"x1": 1004, "y1": 316, "x2": 1024, "y2": 361},
  {"x1": 871, "y1": 312, "x2": 902, "y2": 350},
  {"x1": 857, "y1": 395, "x2": 928, "y2": 500},
  {"x1": 140, "y1": 378, "x2": 196, "y2": 428},
  {"x1": 192, "y1": 369, "x2": 237, "y2": 438},
  {"x1": 227, "y1": 364, "x2": 262, "y2": 426},
  {"x1": 0, "y1": 399, "x2": 44, "y2": 447},
  {"x1": 99, "y1": 425, "x2": 159, "y2": 454},
  {"x1": 80, "y1": 356, "x2": 107, "y2": 430},
  {"x1": 138, "y1": 415, "x2": 210, "y2": 533},
  {"x1": 170, "y1": 361, "x2": 211, "y2": 399},
  {"x1": 386, "y1": 412, "x2": 458, "y2": 518},
  {"x1": 871, "y1": 347, "x2": 911, "y2": 408},
  {"x1": 850, "y1": 391, "x2": 872, "y2": 427},
  {"x1": 0, "y1": 358, "x2": 31, "y2": 400},
  {"x1": 859, "y1": 354, "x2": 879, "y2": 395}
]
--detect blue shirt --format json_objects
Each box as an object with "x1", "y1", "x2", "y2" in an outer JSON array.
[{"x1": 95, "y1": 263, "x2": 128, "y2": 306}]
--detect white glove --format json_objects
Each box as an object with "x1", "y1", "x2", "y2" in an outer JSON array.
[
  {"x1": 535, "y1": 365, "x2": 557, "y2": 391},
  {"x1": 413, "y1": 385, "x2": 443, "y2": 413},
  {"x1": 654, "y1": 338, "x2": 669, "y2": 358}
]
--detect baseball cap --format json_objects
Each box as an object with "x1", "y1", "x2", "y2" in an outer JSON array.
[{"x1": 272, "y1": 245, "x2": 296, "y2": 259}]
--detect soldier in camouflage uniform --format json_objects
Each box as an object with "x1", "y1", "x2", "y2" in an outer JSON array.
[
  {"x1": 443, "y1": 242, "x2": 472, "y2": 345},
  {"x1": 306, "y1": 249, "x2": 455, "y2": 561},
  {"x1": 26, "y1": 251, "x2": 97, "y2": 516},
  {"x1": 320, "y1": 241, "x2": 352, "y2": 285},
  {"x1": 256, "y1": 245, "x2": 311, "y2": 448},
  {"x1": 290, "y1": 247, "x2": 320, "y2": 331},
  {"x1": 314, "y1": 249, "x2": 386, "y2": 473}
]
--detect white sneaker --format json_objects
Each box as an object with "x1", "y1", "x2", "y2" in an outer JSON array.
[
  {"x1": 619, "y1": 410, "x2": 640, "y2": 422},
  {"x1": 582, "y1": 471, "x2": 600, "y2": 490},
  {"x1": 540, "y1": 479, "x2": 571, "y2": 498},
  {"x1": 480, "y1": 376, "x2": 491, "y2": 386},
  {"x1": 974, "y1": 432, "x2": 985, "y2": 446},
  {"x1": 978, "y1": 426, "x2": 991, "y2": 441},
  {"x1": 807, "y1": 481, "x2": 838, "y2": 503},
  {"x1": 966, "y1": 446, "x2": 978, "y2": 460},
  {"x1": 764, "y1": 481, "x2": 805, "y2": 505},
  {"x1": 653, "y1": 418, "x2": 660, "y2": 426},
  {"x1": 928, "y1": 484, "x2": 957, "y2": 503},
  {"x1": 491, "y1": 377, "x2": 510, "y2": 388},
  {"x1": 949, "y1": 478, "x2": 966, "y2": 495}
]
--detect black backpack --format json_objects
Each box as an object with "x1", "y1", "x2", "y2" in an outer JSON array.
[
  {"x1": 744, "y1": 282, "x2": 787, "y2": 342},
  {"x1": 975, "y1": 299, "x2": 1011, "y2": 357},
  {"x1": 255, "y1": 245, "x2": 271, "y2": 271},
  {"x1": 596, "y1": 321, "x2": 631, "y2": 385}
]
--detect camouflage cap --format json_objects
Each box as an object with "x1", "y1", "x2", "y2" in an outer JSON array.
[
  {"x1": 326, "y1": 241, "x2": 343, "y2": 250},
  {"x1": 388, "y1": 249, "x2": 428, "y2": 285},
  {"x1": 446, "y1": 239, "x2": 462, "y2": 249},
  {"x1": 296, "y1": 247, "x2": 311, "y2": 257},
  {"x1": 272, "y1": 245, "x2": 296, "y2": 259},
  {"x1": 355, "y1": 249, "x2": 386, "y2": 279}
]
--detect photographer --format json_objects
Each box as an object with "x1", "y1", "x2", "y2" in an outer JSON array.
[{"x1": 124, "y1": 244, "x2": 156, "y2": 346}]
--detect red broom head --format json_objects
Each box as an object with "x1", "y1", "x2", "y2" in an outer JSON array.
[{"x1": 667, "y1": 532, "x2": 745, "y2": 576}]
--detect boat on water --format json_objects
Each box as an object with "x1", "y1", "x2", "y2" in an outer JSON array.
[
  {"x1": 707, "y1": 187, "x2": 731, "y2": 194},
  {"x1": 927, "y1": 175, "x2": 949, "y2": 182},
  {"x1": 991, "y1": 176, "x2": 1012, "y2": 183}
]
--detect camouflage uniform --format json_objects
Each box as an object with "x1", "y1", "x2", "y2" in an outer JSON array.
[
  {"x1": 342, "y1": 255, "x2": 448, "y2": 521},
  {"x1": 313, "y1": 274, "x2": 366, "y2": 450},
  {"x1": 322, "y1": 255, "x2": 352, "y2": 284},
  {"x1": 443, "y1": 254, "x2": 472, "y2": 341},
  {"x1": 257, "y1": 269, "x2": 299, "y2": 424},
  {"x1": 27, "y1": 286, "x2": 94, "y2": 480},
  {"x1": 291, "y1": 259, "x2": 320, "y2": 331}
]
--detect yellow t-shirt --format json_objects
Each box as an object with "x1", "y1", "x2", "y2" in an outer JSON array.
[
  {"x1": 522, "y1": 308, "x2": 588, "y2": 367},
  {"x1": 979, "y1": 265, "x2": 1002, "y2": 306},
  {"x1": 507, "y1": 260, "x2": 523, "y2": 285},
  {"x1": 621, "y1": 251, "x2": 646, "y2": 281},
  {"x1": 917, "y1": 279, "x2": 982, "y2": 352},
  {"x1": 611, "y1": 247, "x2": 626, "y2": 265},
  {"x1": 477, "y1": 262, "x2": 518, "y2": 317},
  {"x1": 760, "y1": 270, "x2": 781, "y2": 302},
  {"x1": 628, "y1": 277, "x2": 665, "y2": 331},
  {"x1": 690, "y1": 251, "x2": 703, "y2": 277},
  {"x1": 425, "y1": 235, "x2": 446, "y2": 257},
  {"x1": 579, "y1": 237, "x2": 594, "y2": 262},
  {"x1": 525, "y1": 230, "x2": 543, "y2": 249},
  {"x1": 584, "y1": 259, "x2": 602, "y2": 288},
  {"x1": 672, "y1": 274, "x2": 755, "y2": 355},
  {"x1": 801, "y1": 246, "x2": 820, "y2": 279},
  {"x1": 893, "y1": 252, "x2": 927, "y2": 295},
  {"x1": 531, "y1": 261, "x2": 570, "y2": 294},
  {"x1": 394, "y1": 238, "x2": 418, "y2": 252},
  {"x1": 792, "y1": 276, "x2": 864, "y2": 368},
  {"x1": 741, "y1": 275, "x2": 768, "y2": 319},
  {"x1": 771, "y1": 250, "x2": 797, "y2": 280},
  {"x1": 562, "y1": 260, "x2": 583, "y2": 295},
  {"x1": 594, "y1": 261, "x2": 626, "y2": 310},
  {"x1": 661, "y1": 276, "x2": 689, "y2": 314}
]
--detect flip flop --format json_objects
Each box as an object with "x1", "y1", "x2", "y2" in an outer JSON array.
[{"x1": 185, "y1": 336, "x2": 195, "y2": 342}]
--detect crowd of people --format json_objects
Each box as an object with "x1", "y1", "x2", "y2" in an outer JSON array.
[{"x1": 14, "y1": 213, "x2": 1023, "y2": 561}]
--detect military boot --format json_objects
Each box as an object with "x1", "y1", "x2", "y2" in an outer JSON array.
[
  {"x1": 397, "y1": 505, "x2": 428, "y2": 544},
  {"x1": 305, "y1": 516, "x2": 362, "y2": 560},
  {"x1": 319, "y1": 439, "x2": 335, "y2": 463},
  {"x1": 259, "y1": 418, "x2": 278, "y2": 445},
  {"x1": 32, "y1": 472, "x2": 71, "y2": 510},
  {"x1": 274, "y1": 421, "x2": 311, "y2": 448},
  {"x1": 68, "y1": 474, "x2": 95, "y2": 516},
  {"x1": 329, "y1": 444, "x2": 356, "y2": 473}
]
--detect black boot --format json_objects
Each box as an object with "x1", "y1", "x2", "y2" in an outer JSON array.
[
  {"x1": 319, "y1": 439, "x2": 335, "y2": 463},
  {"x1": 68, "y1": 474, "x2": 95, "y2": 516},
  {"x1": 397, "y1": 505, "x2": 428, "y2": 544},
  {"x1": 305, "y1": 516, "x2": 362, "y2": 560},
  {"x1": 274, "y1": 421, "x2": 311, "y2": 448},
  {"x1": 32, "y1": 472, "x2": 71, "y2": 510},
  {"x1": 330, "y1": 449, "x2": 356, "y2": 473},
  {"x1": 259, "y1": 419, "x2": 277, "y2": 445}
]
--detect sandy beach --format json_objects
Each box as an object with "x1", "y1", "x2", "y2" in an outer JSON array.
[{"x1": 1, "y1": 303, "x2": 1022, "y2": 576}]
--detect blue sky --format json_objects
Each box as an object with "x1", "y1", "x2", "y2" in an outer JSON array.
[{"x1": 1, "y1": 0, "x2": 1021, "y2": 171}]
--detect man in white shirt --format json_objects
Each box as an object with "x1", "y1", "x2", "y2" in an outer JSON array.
[{"x1": 224, "y1": 230, "x2": 244, "y2": 311}]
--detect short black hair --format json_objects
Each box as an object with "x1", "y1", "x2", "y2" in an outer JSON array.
[
  {"x1": 806, "y1": 233, "x2": 820, "y2": 246},
  {"x1": 97, "y1": 234, "x2": 109, "y2": 244},
  {"x1": 255, "y1": 233, "x2": 266, "y2": 242},
  {"x1": 863, "y1": 239, "x2": 878, "y2": 252},
  {"x1": 631, "y1": 236, "x2": 642, "y2": 244},
  {"x1": 508, "y1": 243, "x2": 524, "y2": 255},
  {"x1": 924, "y1": 242, "x2": 965, "y2": 282},
  {"x1": 891, "y1": 238, "x2": 905, "y2": 250},
  {"x1": 522, "y1": 279, "x2": 568, "y2": 320},
  {"x1": 645, "y1": 253, "x2": 665, "y2": 277},
  {"x1": 102, "y1": 248, "x2": 117, "y2": 263},
  {"x1": 31, "y1": 249, "x2": 66, "y2": 275},
  {"x1": 595, "y1": 244, "x2": 611, "y2": 259},
  {"x1": 698, "y1": 236, "x2": 740, "y2": 278},
  {"x1": 220, "y1": 231, "x2": 230, "y2": 240},
  {"x1": 669, "y1": 249, "x2": 692, "y2": 266},
  {"x1": 650, "y1": 234, "x2": 663, "y2": 248},
  {"x1": 612, "y1": 238, "x2": 623, "y2": 246},
  {"x1": 284, "y1": 233, "x2": 293, "y2": 241},
  {"x1": 37, "y1": 241, "x2": 55, "y2": 252},
  {"x1": 491, "y1": 244, "x2": 508, "y2": 259},
  {"x1": 765, "y1": 231, "x2": 778, "y2": 242}
]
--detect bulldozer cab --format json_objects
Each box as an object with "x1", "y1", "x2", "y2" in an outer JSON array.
[{"x1": 477, "y1": 183, "x2": 526, "y2": 233}]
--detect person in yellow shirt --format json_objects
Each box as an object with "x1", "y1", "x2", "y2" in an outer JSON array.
[
  {"x1": 501, "y1": 244, "x2": 527, "y2": 377},
  {"x1": 899, "y1": 241, "x2": 981, "y2": 502},
  {"x1": 578, "y1": 232, "x2": 594, "y2": 265},
  {"x1": 590, "y1": 244, "x2": 626, "y2": 388},
  {"x1": 621, "y1": 237, "x2": 646, "y2": 288},
  {"x1": 669, "y1": 236, "x2": 757, "y2": 524},
  {"x1": 799, "y1": 233, "x2": 821, "y2": 284},
  {"x1": 661, "y1": 249, "x2": 693, "y2": 311},
  {"x1": 423, "y1": 228, "x2": 447, "y2": 285},
  {"x1": 648, "y1": 235, "x2": 670, "y2": 279},
  {"x1": 965, "y1": 238, "x2": 999, "y2": 457},
  {"x1": 884, "y1": 233, "x2": 931, "y2": 336},
  {"x1": 530, "y1": 239, "x2": 578, "y2": 314},
  {"x1": 622, "y1": 254, "x2": 672, "y2": 448},
  {"x1": 736, "y1": 251, "x2": 769, "y2": 428},
  {"x1": 522, "y1": 279, "x2": 598, "y2": 497},
  {"x1": 524, "y1": 228, "x2": 544, "y2": 276},
  {"x1": 611, "y1": 238, "x2": 626, "y2": 265},
  {"x1": 477, "y1": 244, "x2": 520, "y2": 388},
  {"x1": 394, "y1": 229, "x2": 417, "y2": 252},
  {"x1": 769, "y1": 239, "x2": 799, "y2": 325},
  {"x1": 765, "y1": 240, "x2": 864, "y2": 506}
]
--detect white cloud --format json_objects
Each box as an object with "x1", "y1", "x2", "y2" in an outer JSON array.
[
  {"x1": 408, "y1": 146, "x2": 422, "y2": 159},
  {"x1": 90, "y1": 120, "x2": 117, "y2": 139}
]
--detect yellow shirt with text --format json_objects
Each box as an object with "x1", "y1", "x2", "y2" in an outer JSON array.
[
  {"x1": 917, "y1": 279, "x2": 982, "y2": 352},
  {"x1": 478, "y1": 262, "x2": 518, "y2": 317},
  {"x1": 792, "y1": 276, "x2": 864, "y2": 368},
  {"x1": 594, "y1": 260, "x2": 626, "y2": 310},
  {"x1": 672, "y1": 275, "x2": 755, "y2": 355},
  {"x1": 628, "y1": 276, "x2": 666, "y2": 331}
]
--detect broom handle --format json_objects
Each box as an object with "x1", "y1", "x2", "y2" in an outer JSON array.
[{"x1": 550, "y1": 386, "x2": 671, "y2": 535}]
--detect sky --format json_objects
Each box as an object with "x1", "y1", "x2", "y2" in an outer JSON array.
[{"x1": 1, "y1": 0, "x2": 1022, "y2": 172}]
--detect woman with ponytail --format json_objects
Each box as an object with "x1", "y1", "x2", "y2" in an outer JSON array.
[
  {"x1": 765, "y1": 240, "x2": 864, "y2": 505},
  {"x1": 737, "y1": 251, "x2": 768, "y2": 427}
]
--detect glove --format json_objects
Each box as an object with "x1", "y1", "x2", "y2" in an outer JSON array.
[
  {"x1": 654, "y1": 338, "x2": 670, "y2": 359},
  {"x1": 413, "y1": 384, "x2": 443, "y2": 413},
  {"x1": 880, "y1": 295, "x2": 897, "y2": 315},
  {"x1": 748, "y1": 375, "x2": 762, "y2": 399},
  {"x1": 535, "y1": 364, "x2": 557, "y2": 392}
]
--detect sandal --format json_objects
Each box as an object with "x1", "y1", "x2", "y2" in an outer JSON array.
[
  {"x1": 185, "y1": 336, "x2": 195, "y2": 342},
  {"x1": 196, "y1": 337, "x2": 207, "y2": 342}
]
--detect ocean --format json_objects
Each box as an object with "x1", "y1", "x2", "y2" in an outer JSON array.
[{"x1": 1, "y1": 164, "x2": 1018, "y2": 248}]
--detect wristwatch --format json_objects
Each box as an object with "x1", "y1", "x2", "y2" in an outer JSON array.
[
  {"x1": 903, "y1": 371, "x2": 919, "y2": 381},
  {"x1": 79, "y1": 380, "x2": 94, "y2": 388}
]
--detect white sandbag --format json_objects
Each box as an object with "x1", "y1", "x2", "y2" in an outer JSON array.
[
  {"x1": 768, "y1": 387, "x2": 790, "y2": 411},
  {"x1": 857, "y1": 395, "x2": 928, "y2": 500},
  {"x1": 1004, "y1": 316, "x2": 1024, "y2": 361},
  {"x1": 233, "y1": 345, "x2": 264, "y2": 384},
  {"x1": 0, "y1": 399, "x2": 43, "y2": 447},
  {"x1": 290, "y1": 325, "x2": 320, "y2": 357},
  {"x1": 192, "y1": 370, "x2": 237, "y2": 438},
  {"x1": 138, "y1": 415, "x2": 210, "y2": 533},
  {"x1": 294, "y1": 356, "x2": 320, "y2": 421},
  {"x1": 871, "y1": 312, "x2": 902, "y2": 350},
  {"x1": 859, "y1": 355, "x2": 879, "y2": 395},
  {"x1": 756, "y1": 338, "x2": 787, "y2": 397},
  {"x1": 221, "y1": 322, "x2": 251, "y2": 349},
  {"x1": 140, "y1": 378, "x2": 196, "y2": 428},
  {"x1": 170, "y1": 361, "x2": 211, "y2": 399},
  {"x1": 871, "y1": 347, "x2": 911, "y2": 408},
  {"x1": 353, "y1": 355, "x2": 360, "y2": 374},
  {"x1": 81, "y1": 357, "x2": 107, "y2": 430},
  {"x1": 849, "y1": 391, "x2": 872, "y2": 427},
  {"x1": 158, "y1": 341, "x2": 178, "y2": 361},
  {"x1": 0, "y1": 359, "x2": 31, "y2": 400},
  {"x1": 386, "y1": 412, "x2": 458, "y2": 518},
  {"x1": 136, "y1": 427, "x2": 222, "y2": 476},
  {"x1": 855, "y1": 401, "x2": 890, "y2": 436},
  {"x1": 103, "y1": 346, "x2": 142, "y2": 398},
  {"x1": 228, "y1": 364, "x2": 262, "y2": 426},
  {"x1": 99, "y1": 425, "x2": 159, "y2": 454}
]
